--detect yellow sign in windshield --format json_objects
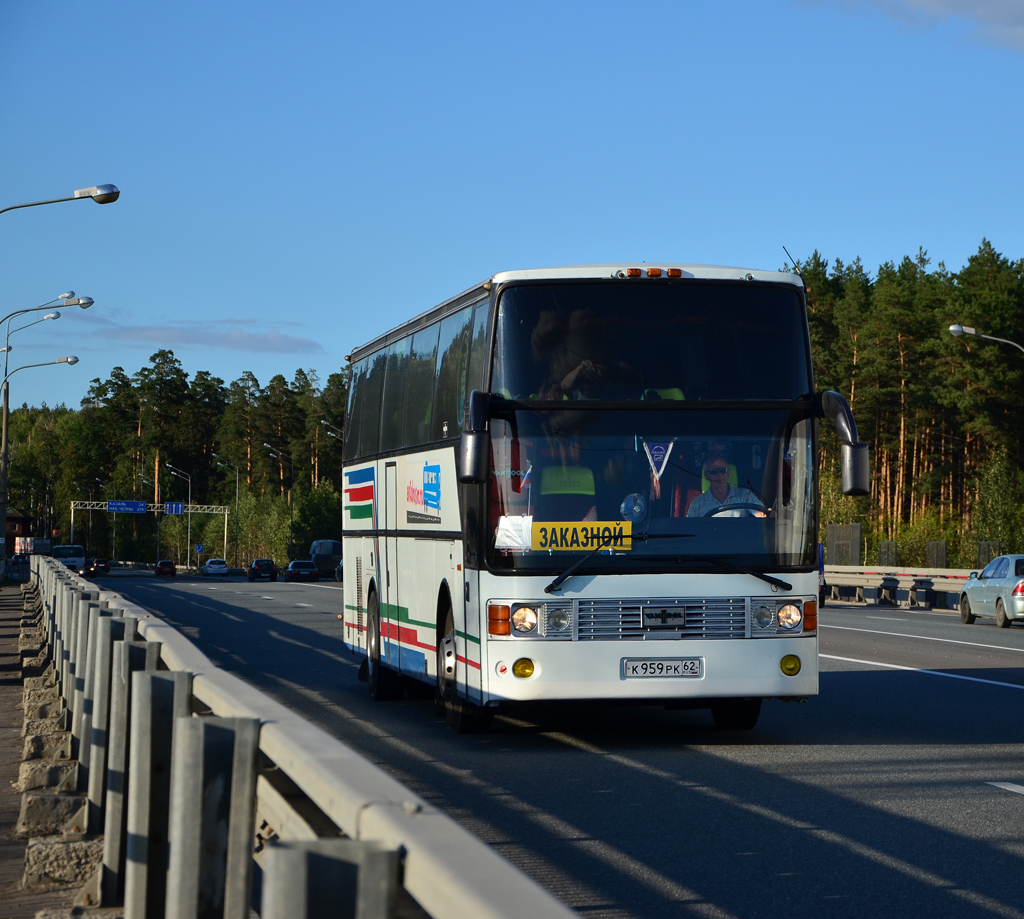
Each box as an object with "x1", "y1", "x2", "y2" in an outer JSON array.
[{"x1": 532, "y1": 521, "x2": 632, "y2": 551}]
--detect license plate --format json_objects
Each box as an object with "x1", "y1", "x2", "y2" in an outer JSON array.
[{"x1": 622, "y1": 658, "x2": 702, "y2": 678}]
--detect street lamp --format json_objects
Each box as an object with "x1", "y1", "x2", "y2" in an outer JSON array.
[
  {"x1": 0, "y1": 184, "x2": 120, "y2": 217},
  {"x1": 166, "y1": 464, "x2": 192, "y2": 570},
  {"x1": 139, "y1": 474, "x2": 162, "y2": 563},
  {"x1": 0, "y1": 293, "x2": 92, "y2": 572},
  {"x1": 212, "y1": 453, "x2": 239, "y2": 568},
  {"x1": 0, "y1": 357, "x2": 78, "y2": 569},
  {"x1": 74, "y1": 480, "x2": 95, "y2": 554},
  {"x1": 96, "y1": 479, "x2": 117, "y2": 560},
  {"x1": 264, "y1": 444, "x2": 295, "y2": 561},
  {"x1": 949, "y1": 324, "x2": 1024, "y2": 356}
]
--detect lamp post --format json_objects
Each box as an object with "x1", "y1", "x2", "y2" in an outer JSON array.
[
  {"x1": 949, "y1": 324, "x2": 1024, "y2": 356},
  {"x1": 74, "y1": 480, "x2": 95, "y2": 554},
  {"x1": 167, "y1": 464, "x2": 191, "y2": 570},
  {"x1": 0, "y1": 182, "x2": 116, "y2": 567},
  {"x1": 212, "y1": 453, "x2": 239, "y2": 568},
  {"x1": 139, "y1": 474, "x2": 161, "y2": 564},
  {"x1": 264, "y1": 444, "x2": 295, "y2": 561},
  {"x1": 0, "y1": 357, "x2": 78, "y2": 570}
]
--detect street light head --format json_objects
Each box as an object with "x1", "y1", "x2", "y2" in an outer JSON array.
[
  {"x1": 60, "y1": 291, "x2": 75, "y2": 301},
  {"x1": 74, "y1": 184, "x2": 120, "y2": 205},
  {"x1": 45, "y1": 312, "x2": 60, "y2": 321},
  {"x1": 57, "y1": 356, "x2": 79, "y2": 365},
  {"x1": 263, "y1": 443, "x2": 272, "y2": 449},
  {"x1": 63, "y1": 296, "x2": 94, "y2": 309},
  {"x1": 949, "y1": 324, "x2": 964, "y2": 338}
]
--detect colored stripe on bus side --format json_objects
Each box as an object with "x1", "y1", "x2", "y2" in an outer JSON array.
[
  {"x1": 344, "y1": 467, "x2": 375, "y2": 484},
  {"x1": 344, "y1": 485, "x2": 374, "y2": 501},
  {"x1": 345, "y1": 505, "x2": 373, "y2": 518}
]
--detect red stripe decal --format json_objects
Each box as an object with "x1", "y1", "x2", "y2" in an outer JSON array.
[
  {"x1": 457, "y1": 654, "x2": 482, "y2": 671},
  {"x1": 344, "y1": 485, "x2": 374, "y2": 501}
]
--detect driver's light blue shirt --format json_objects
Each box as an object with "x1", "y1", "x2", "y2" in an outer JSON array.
[{"x1": 687, "y1": 485, "x2": 761, "y2": 518}]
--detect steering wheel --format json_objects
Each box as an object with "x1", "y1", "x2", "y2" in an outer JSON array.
[{"x1": 703, "y1": 502, "x2": 771, "y2": 518}]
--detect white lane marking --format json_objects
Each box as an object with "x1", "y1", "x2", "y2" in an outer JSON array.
[
  {"x1": 865, "y1": 616, "x2": 907, "y2": 621},
  {"x1": 987, "y1": 782, "x2": 1024, "y2": 796},
  {"x1": 295, "y1": 603, "x2": 311, "y2": 608},
  {"x1": 821, "y1": 654, "x2": 1024, "y2": 690},
  {"x1": 307, "y1": 584, "x2": 344, "y2": 591},
  {"x1": 261, "y1": 596, "x2": 274, "y2": 600},
  {"x1": 821, "y1": 624, "x2": 1024, "y2": 654}
]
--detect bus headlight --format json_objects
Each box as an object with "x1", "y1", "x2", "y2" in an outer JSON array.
[
  {"x1": 547, "y1": 607, "x2": 571, "y2": 632},
  {"x1": 780, "y1": 654, "x2": 801, "y2": 676},
  {"x1": 513, "y1": 658, "x2": 535, "y2": 678},
  {"x1": 752, "y1": 604, "x2": 775, "y2": 630},
  {"x1": 777, "y1": 604, "x2": 803, "y2": 630},
  {"x1": 512, "y1": 607, "x2": 538, "y2": 632}
]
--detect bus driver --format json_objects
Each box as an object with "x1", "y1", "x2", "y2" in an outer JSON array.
[{"x1": 686, "y1": 455, "x2": 765, "y2": 518}]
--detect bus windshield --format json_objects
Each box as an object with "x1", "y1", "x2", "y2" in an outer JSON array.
[
  {"x1": 487, "y1": 406, "x2": 815, "y2": 573},
  {"x1": 53, "y1": 545, "x2": 85, "y2": 559},
  {"x1": 491, "y1": 281, "x2": 811, "y2": 403}
]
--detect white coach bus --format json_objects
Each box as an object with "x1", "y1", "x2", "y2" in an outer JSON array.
[{"x1": 342, "y1": 264, "x2": 869, "y2": 732}]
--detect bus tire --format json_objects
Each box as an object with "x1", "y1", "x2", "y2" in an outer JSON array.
[
  {"x1": 437, "y1": 606, "x2": 491, "y2": 734},
  {"x1": 368, "y1": 592, "x2": 402, "y2": 701},
  {"x1": 710, "y1": 698, "x2": 761, "y2": 730}
]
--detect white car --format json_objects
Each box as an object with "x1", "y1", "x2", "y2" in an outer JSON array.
[{"x1": 202, "y1": 558, "x2": 230, "y2": 577}]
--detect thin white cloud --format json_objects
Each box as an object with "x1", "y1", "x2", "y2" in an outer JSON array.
[
  {"x1": 97, "y1": 320, "x2": 324, "y2": 354},
  {"x1": 818, "y1": 0, "x2": 1024, "y2": 50}
]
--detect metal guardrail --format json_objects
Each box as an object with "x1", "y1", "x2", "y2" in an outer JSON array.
[
  {"x1": 30, "y1": 556, "x2": 575, "y2": 919},
  {"x1": 823, "y1": 564, "x2": 973, "y2": 608}
]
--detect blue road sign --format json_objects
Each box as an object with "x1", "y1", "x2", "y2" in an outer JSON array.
[
  {"x1": 165, "y1": 501, "x2": 185, "y2": 515},
  {"x1": 108, "y1": 500, "x2": 146, "y2": 514},
  {"x1": 195, "y1": 544, "x2": 204, "y2": 554}
]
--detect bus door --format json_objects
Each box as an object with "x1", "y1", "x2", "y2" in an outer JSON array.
[{"x1": 384, "y1": 462, "x2": 400, "y2": 670}]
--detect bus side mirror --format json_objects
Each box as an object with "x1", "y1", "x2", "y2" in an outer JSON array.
[
  {"x1": 459, "y1": 390, "x2": 490, "y2": 484},
  {"x1": 817, "y1": 391, "x2": 870, "y2": 497}
]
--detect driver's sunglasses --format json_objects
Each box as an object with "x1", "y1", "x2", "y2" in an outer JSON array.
[{"x1": 706, "y1": 467, "x2": 728, "y2": 475}]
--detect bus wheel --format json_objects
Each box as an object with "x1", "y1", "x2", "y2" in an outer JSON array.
[
  {"x1": 710, "y1": 698, "x2": 761, "y2": 730},
  {"x1": 368, "y1": 593, "x2": 402, "y2": 701},
  {"x1": 436, "y1": 607, "x2": 492, "y2": 734}
]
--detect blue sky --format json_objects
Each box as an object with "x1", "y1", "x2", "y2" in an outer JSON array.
[{"x1": 1, "y1": 0, "x2": 1021, "y2": 409}]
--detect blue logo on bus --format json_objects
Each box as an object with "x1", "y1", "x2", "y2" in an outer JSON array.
[{"x1": 423, "y1": 463, "x2": 441, "y2": 511}]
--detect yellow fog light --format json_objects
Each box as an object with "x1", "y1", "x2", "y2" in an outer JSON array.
[
  {"x1": 780, "y1": 654, "x2": 801, "y2": 677},
  {"x1": 512, "y1": 658, "x2": 535, "y2": 678}
]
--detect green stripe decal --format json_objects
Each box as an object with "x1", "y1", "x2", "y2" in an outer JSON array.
[{"x1": 345, "y1": 505, "x2": 373, "y2": 519}]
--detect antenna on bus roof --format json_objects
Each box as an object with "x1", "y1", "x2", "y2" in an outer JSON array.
[{"x1": 782, "y1": 246, "x2": 801, "y2": 275}]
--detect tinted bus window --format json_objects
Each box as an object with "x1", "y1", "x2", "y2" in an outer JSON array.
[
  {"x1": 358, "y1": 350, "x2": 387, "y2": 457},
  {"x1": 344, "y1": 359, "x2": 368, "y2": 461},
  {"x1": 404, "y1": 324, "x2": 440, "y2": 446},
  {"x1": 465, "y1": 301, "x2": 490, "y2": 422},
  {"x1": 433, "y1": 306, "x2": 474, "y2": 441},
  {"x1": 380, "y1": 338, "x2": 411, "y2": 452}
]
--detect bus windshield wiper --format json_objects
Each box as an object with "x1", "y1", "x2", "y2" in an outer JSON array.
[
  {"x1": 544, "y1": 531, "x2": 695, "y2": 594},
  {"x1": 673, "y1": 554, "x2": 792, "y2": 591}
]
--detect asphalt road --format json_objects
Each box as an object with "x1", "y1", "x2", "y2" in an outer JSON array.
[{"x1": 102, "y1": 573, "x2": 1024, "y2": 919}]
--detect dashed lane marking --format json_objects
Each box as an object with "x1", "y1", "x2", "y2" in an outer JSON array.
[{"x1": 821, "y1": 654, "x2": 1024, "y2": 690}]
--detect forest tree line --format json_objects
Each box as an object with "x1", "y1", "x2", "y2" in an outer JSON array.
[{"x1": 8, "y1": 238, "x2": 1024, "y2": 568}]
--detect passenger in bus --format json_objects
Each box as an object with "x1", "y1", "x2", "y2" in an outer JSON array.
[{"x1": 686, "y1": 455, "x2": 765, "y2": 518}]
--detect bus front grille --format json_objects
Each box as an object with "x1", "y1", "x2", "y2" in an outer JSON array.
[{"x1": 577, "y1": 598, "x2": 746, "y2": 640}]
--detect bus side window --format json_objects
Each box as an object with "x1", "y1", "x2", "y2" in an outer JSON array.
[
  {"x1": 404, "y1": 324, "x2": 440, "y2": 447},
  {"x1": 380, "y1": 338, "x2": 411, "y2": 452},
  {"x1": 359, "y1": 350, "x2": 387, "y2": 457},
  {"x1": 344, "y1": 359, "x2": 368, "y2": 461},
  {"x1": 433, "y1": 306, "x2": 474, "y2": 441}
]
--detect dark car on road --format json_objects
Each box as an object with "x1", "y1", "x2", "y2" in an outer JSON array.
[
  {"x1": 92, "y1": 558, "x2": 110, "y2": 576},
  {"x1": 248, "y1": 558, "x2": 278, "y2": 582},
  {"x1": 155, "y1": 560, "x2": 176, "y2": 578},
  {"x1": 284, "y1": 560, "x2": 319, "y2": 583}
]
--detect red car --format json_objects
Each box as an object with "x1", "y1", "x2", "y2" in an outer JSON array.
[{"x1": 155, "y1": 560, "x2": 177, "y2": 577}]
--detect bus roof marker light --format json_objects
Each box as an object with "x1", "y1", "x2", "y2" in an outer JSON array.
[
  {"x1": 647, "y1": 268, "x2": 662, "y2": 278},
  {"x1": 626, "y1": 268, "x2": 642, "y2": 278},
  {"x1": 667, "y1": 268, "x2": 682, "y2": 278}
]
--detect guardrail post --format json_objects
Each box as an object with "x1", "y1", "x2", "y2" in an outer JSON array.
[
  {"x1": 124, "y1": 671, "x2": 193, "y2": 919},
  {"x1": 87, "y1": 616, "x2": 138, "y2": 833},
  {"x1": 71, "y1": 600, "x2": 98, "y2": 757},
  {"x1": 262, "y1": 839, "x2": 401, "y2": 919},
  {"x1": 96, "y1": 638, "x2": 162, "y2": 907},
  {"x1": 164, "y1": 716, "x2": 260, "y2": 919},
  {"x1": 77, "y1": 603, "x2": 113, "y2": 783}
]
